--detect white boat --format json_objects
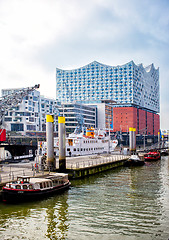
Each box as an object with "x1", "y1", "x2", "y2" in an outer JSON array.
[{"x1": 38, "y1": 127, "x2": 118, "y2": 157}]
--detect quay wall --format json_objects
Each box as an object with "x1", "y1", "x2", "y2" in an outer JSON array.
[{"x1": 67, "y1": 159, "x2": 127, "y2": 179}]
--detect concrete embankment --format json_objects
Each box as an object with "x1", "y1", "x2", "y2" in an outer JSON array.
[
  {"x1": 0, "y1": 154, "x2": 129, "y2": 185},
  {"x1": 61, "y1": 154, "x2": 129, "y2": 179},
  {"x1": 67, "y1": 158, "x2": 127, "y2": 179}
]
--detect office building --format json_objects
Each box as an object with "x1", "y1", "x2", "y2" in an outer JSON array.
[{"x1": 58, "y1": 103, "x2": 97, "y2": 134}]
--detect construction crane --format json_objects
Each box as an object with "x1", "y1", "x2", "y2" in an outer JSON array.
[{"x1": 0, "y1": 84, "x2": 40, "y2": 127}]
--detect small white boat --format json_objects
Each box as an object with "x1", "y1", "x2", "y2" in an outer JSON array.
[
  {"x1": 2, "y1": 173, "x2": 71, "y2": 203},
  {"x1": 124, "y1": 154, "x2": 145, "y2": 166}
]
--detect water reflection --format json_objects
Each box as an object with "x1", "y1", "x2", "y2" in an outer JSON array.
[
  {"x1": 0, "y1": 157, "x2": 169, "y2": 239},
  {"x1": 46, "y1": 194, "x2": 69, "y2": 240},
  {"x1": 0, "y1": 192, "x2": 69, "y2": 240}
]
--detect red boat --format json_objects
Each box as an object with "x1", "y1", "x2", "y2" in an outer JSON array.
[{"x1": 144, "y1": 151, "x2": 161, "y2": 161}]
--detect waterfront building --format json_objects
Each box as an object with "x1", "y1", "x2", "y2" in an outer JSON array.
[
  {"x1": 58, "y1": 103, "x2": 97, "y2": 134},
  {"x1": 87, "y1": 100, "x2": 115, "y2": 131},
  {"x1": 56, "y1": 61, "x2": 160, "y2": 136},
  {"x1": 112, "y1": 104, "x2": 160, "y2": 135},
  {"x1": 56, "y1": 60, "x2": 159, "y2": 113},
  {"x1": 1, "y1": 89, "x2": 58, "y2": 134}
]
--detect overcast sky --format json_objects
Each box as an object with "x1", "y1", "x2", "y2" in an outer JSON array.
[{"x1": 0, "y1": 0, "x2": 169, "y2": 130}]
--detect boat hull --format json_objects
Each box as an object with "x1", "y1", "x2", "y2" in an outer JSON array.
[
  {"x1": 124, "y1": 159, "x2": 145, "y2": 167},
  {"x1": 2, "y1": 182, "x2": 71, "y2": 204},
  {"x1": 144, "y1": 152, "x2": 161, "y2": 161}
]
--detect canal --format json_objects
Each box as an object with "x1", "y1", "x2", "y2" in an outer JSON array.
[{"x1": 0, "y1": 156, "x2": 169, "y2": 240}]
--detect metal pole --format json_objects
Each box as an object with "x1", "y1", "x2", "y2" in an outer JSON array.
[
  {"x1": 133, "y1": 128, "x2": 136, "y2": 152},
  {"x1": 58, "y1": 116, "x2": 66, "y2": 172},
  {"x1": 158, "y1": 131, "x2": 160, "y2": 148},
  {"x1": 129, "y1": 127, "x2": 133, "y2": 154},
  {"x1": 46, "y1": 115, "x2": 55, "y2": 171},
  {"x1": 129, "y1": 127, "x2": 136, "y2": 154}
]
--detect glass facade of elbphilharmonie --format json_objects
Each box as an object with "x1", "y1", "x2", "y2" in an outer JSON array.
[{"x1": 56, "y1": 60, "x2": 159, "y2": 113}]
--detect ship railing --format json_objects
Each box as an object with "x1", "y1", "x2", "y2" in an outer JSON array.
[
  {"x1": 64, "y1": 154, "x2": 129, "y2": 170},
  {"x1": 0, "y1": 164, "x2": 46, "y2": 184}
]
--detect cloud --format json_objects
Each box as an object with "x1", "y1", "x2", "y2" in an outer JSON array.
[{"x1": 0, "y1": 0, "x2": 169, "y2": 129}]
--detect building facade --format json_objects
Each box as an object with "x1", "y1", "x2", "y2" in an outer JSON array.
[
  {"x1": 58, "y1": 103, "x2": 97, "y2": 134},
  {"x1": 112, "y1": 104, "x2": 160, "y2": 135},
  {"x1": 56, "y1": 60, "x2": 159, "y2": 113},
  {"x1": 56, "y1": 61, "x2": 160, "y2": 136},
  {"x1": 1, "y1": 89, "x2": 58, "y2": 134}
]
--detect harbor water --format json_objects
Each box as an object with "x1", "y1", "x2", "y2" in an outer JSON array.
[{"x1": 0, "y1": 156, "x2": 169, "y2": 240}]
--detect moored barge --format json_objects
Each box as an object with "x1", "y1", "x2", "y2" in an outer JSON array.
[{"x1": 2, "y1": 173, "x2": 71, "y2": 203}]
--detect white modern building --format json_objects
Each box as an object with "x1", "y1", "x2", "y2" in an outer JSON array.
[
  {"x1": 56, "y1": 60, "x2": 159, "y2": 113},
  {"x1": 1, "y1": 89, "x2": 58, "y2": 134}
]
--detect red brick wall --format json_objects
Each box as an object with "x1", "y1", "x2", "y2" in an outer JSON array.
[
  {"x1": 138, "y1": 109, "x2": 146, "y2": 133},
  {"x1": 113, "y1": 107, "x2": 160, "y2": 136},
  {"x1": 154, "y1": 113, "x2": 160, "y2": 135},
  {"x1": 147, "y1": 112, "x2": 154, "y2": 135},
  {"x1": 113, "y1": 107, "x2": 137, "y2": 133}
]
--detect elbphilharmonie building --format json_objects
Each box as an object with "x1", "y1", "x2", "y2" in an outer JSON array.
[
  {"x1": 56, "y1": 61, "x2": 160, "y2": 135},
  {"x1": 56, "y1": 60, "x2": 159, "y2": 113}
]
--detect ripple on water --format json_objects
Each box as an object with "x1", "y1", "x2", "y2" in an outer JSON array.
[{"x1": 0, "y1": 157, "x2": 169, "y2": 240}]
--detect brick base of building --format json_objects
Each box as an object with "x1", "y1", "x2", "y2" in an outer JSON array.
[{"x1": 113, "y1": 106, "x2": 160, "y2": 135}]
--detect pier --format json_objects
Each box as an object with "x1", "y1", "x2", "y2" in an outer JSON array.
[{"x1": 0, "y1": 153, "x2": 129, "y2": 186}]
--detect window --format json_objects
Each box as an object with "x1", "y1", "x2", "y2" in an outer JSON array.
[{"x1": 11, "y1": 123, "x2": 24, "y2": 131}]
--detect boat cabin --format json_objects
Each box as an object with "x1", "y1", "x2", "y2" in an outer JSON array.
[{"x1": 4, "y1": 173, "x2": 69, "y2": 191}]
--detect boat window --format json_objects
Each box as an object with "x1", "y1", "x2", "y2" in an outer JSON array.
[
  {"x1": 23, "y1": 185, "x2": 27, "y2": 189},
  {"x1": 23, "y1": 178, "x2": 29, "y2": 183},
  {"x1": 29, "y1": 185, "x2": 33, "y2": 189},
  {"x1": 74, "y1": 148, "x2": 76, "y2": 151},
  {"x1": 54, "y1": 180, "x2": 58, "y2": 184},
  {"x1": 46, "y1": 182, "x2": 49, "y2": 188},
  {"x1": 81, "y1": 148, "x2": 83, "y2": 151},
  {"x1": 40, "y1": 183, "x2": 43, "y2": 189},
  {"x1": 49, "y1": 182, "x2": 52, "y2": 187},
  {"x1": 77, "y1": 148, "x2": 79, "y2": 151},
  {"x1": 16, "y1": 185, "x2": 21, "y2": 189},
  {"x1": 17, "y1": 177, "x2": 22, "y2": 182},
  {"x1": 86, "y1": 148, "x2": 88, "y2": 151},
  {"x1": 43, "y1": 182, "x2": 46, "y2": 188},
  {"x1": 67, "y1": 148, "x2": 70, "y2": 151}
]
